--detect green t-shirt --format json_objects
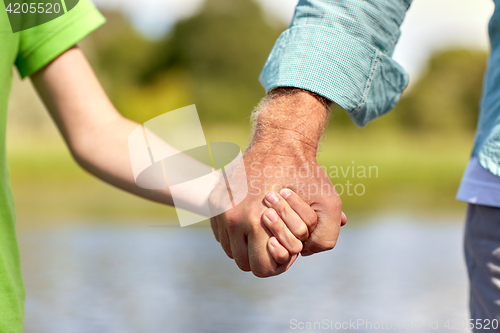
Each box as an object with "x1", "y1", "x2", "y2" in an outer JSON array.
[{"x1": 0, "y1": 2, "x2": 104, "y2": 331}]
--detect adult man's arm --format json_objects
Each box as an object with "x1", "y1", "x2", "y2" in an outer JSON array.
[
  {"x1": 212, "y1": 0, "x2": 413, "y2": 277},
  {"x1": 211, "y1": 88, "x2": 344, "y2": 277}
]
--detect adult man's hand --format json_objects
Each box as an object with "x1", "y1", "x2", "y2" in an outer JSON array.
[{"x1": 210, "y1": 88, "x2": 344, "y2": 277}]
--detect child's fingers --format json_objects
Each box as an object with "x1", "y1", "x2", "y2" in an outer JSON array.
[
  {"x1": 279, "y1": 189, "x2": 319, "y2": 234},
  {"x1": 341, "y1": 212, "x2": 347, "y2": 226},
  {"x1": 264, "y1": 192, "x2": 310, "y2": 242},
  {"x1": 267, "y1": 236, "x2": 291, "y2": 265},
  {"x1": 263, "y1": 208, "x2": 304, "y2": 254}
]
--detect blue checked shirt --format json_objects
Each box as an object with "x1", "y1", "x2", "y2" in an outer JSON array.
[{"x1": 260, "y1": 0, "x2": 500, "y2": 178}]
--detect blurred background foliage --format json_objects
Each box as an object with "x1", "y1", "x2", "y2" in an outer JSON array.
[
  {"x1": 7, "y1": 0, "x2": 488, "y2": 225},
  {"x1": 393, "y1": 50, "x2": 486, "y2": 133},
  {"x1": 89, "y1": 0, "x2": 284, "y2": 124}
]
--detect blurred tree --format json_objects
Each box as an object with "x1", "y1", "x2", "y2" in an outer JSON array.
[
  {"x1": 391, "y1": 49, "x2": 487, "y2": 133},
  {"x1": 85, "y1": 5, "x2": 486, "y2": 134},
  {"x1": 84, "y1": 11, "x2": 155, "y2": 100},
  {"x1": 141, "y1": 0, "x2": 285, "y2": 123},
  {"x1": 83, "y1": 10, "x2": 193, "y2": 123}
]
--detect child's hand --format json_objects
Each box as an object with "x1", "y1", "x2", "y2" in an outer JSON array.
[
  {"x1": 262, "y1": 189, "x2": 347, "y2": 265},
  {"x1": 262, "y1": 189, "x2": 317, "y2": 265}
]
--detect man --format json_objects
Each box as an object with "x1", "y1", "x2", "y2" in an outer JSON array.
[{"x1": 211, "y1": 0, "x2": 500, "y2": 326}]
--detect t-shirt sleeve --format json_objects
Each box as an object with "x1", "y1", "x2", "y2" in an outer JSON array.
[{"x1": 15, "y1": 0, "x2": 105, "y2": 78}]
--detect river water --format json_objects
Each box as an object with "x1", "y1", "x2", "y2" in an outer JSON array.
[{"x1": 19, "y1": 215, "x2": 469, "y2": 332}]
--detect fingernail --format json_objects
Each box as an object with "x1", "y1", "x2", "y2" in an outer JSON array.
[
  {"x1": 280, "y1": 188, "x2": 292, "y2": 198},
  {"x1": 270, "y1": 237, "x2": 280, "y2": 248},
  {"x1": 266, "y1": 209, "x2": 279, "y2": 222},
  {"x1": 266, "y1": 192, "x2": 279, "y2": 204}
]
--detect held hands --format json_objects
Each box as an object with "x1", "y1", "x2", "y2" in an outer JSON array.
[
  {"x1": 209, "y1": 145, "x2": 347, "y2": 278},
  {"x1": 211, "y1": 184, "x2": 347, "y2": 277},
  {"x1": 263, "y1": 189, "x2": 347, "y2": 265},
  {"x1": 210, "y1": 88, "x2": 346, "y2": 277},
  {"x1": 263, "y1": 189, "x2": 317, "y2": 265}
]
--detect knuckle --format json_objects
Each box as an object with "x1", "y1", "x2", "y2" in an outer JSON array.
[
  {"x1": 253, "y1": 267, "x2": 275, "y2": 278},
  {"x1": 276, "y1": 203, "x2": 288, "y2": 217},
  {"x1": 271, "y1": 219, "x2": 286, "y2": 234},
  {"x1": 276, "y1": 251, "x2": 289, "y2": 264},
  {"x1": 295, "y1": 225, "x2": 309, "y2": 241},
  {"x1": 235, "y1": 259, "x2": 251, "y2": 272},
  {"x1": 306, "y1": 239, "x2": 337, "y2": 253},
  {"x1": 225, "y1": 218, "x2": 241, "y2": 233},
  {"x1": 305, "y1": 211, "x2": 318, "y2": 227},
  {"x1": 220, "y1": 241, "x2": 233, "y2": 258},
  {"x1": 290, "y1": 241, "x2": 303, "y2": 255},
  {"x1": 224, "y1": 248, "x2": 234, "y2": 259}
]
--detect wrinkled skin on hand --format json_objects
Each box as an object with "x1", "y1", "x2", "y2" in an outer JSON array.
[
  {"x1": 210, "y1": 88, "x2": 345, "y2": 278},
  {"x1": 209, "y1": 142, "x2": 343, "y2": 277}
]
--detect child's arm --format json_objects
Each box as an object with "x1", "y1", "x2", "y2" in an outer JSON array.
[
  {"x1": 31, "y1": 46, "x2": 213, "y2": 215},
  {"x1": 263, "y1": 189, "x2": 347, "y2": 265}
]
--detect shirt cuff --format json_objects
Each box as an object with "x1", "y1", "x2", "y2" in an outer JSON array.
[{"x1": 259, "y1": 24, "x2": 409, "y2": 127}]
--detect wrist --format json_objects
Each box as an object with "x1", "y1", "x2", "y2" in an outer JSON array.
[
  {"x1": 251, "y1": 88, "x2": 331, "y2": 159},
  {"x1": 250, "y1": 129, "x2": 318, "y2": 160}
]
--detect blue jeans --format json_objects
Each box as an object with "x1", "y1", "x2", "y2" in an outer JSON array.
[{"x1": 465, "y1": 204, "x2": 500, "y2": 329}]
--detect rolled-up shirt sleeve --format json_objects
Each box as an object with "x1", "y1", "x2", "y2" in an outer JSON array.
[{"x1": 259, "y1": 0, "x2": 412, "y2": 127}]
